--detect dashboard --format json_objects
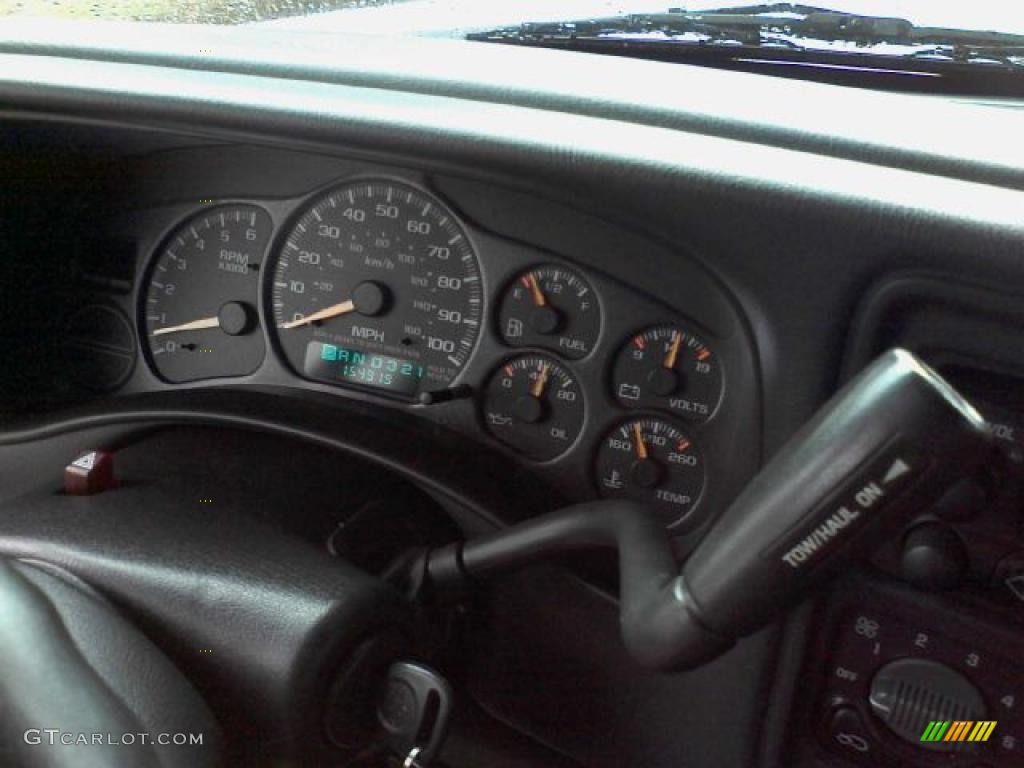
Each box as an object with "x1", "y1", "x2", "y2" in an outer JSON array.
[
  {"x1": 25, "y1": 142, "x2": 760, "y2": 541},
  {"x1": 1, "y1": 21, "x2": 1024, "y2": 768}
]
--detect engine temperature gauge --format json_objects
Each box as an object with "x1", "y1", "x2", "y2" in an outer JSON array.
[
  {"x1": 595, "y1": 417, "x2": 705, "y2": 527},
  {"x1": 497, "y1": 265, "x2": 600, "y2": 359},
  {"x1": 612, "y1": 325, "x2": 723, "y2": 422},
  {"x1": 482, "y1": 354, "x2": 585, "y2": 461}
]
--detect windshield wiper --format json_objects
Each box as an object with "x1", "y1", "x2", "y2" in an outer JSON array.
[{"x1": 467, "y1": 3, "x2": 1024, "y2": 95}]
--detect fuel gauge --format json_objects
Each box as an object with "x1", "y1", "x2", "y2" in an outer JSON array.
[
  {"x1": 612, "y1": 325, "x2": 723, "y2": 422},
  {"x1": 497, "y1": 265, "x2": 600, "y2": 359}
]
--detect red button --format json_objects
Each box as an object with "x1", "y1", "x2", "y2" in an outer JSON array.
[{"x1": 64, "y1": 450, "x2": 116, "y2": 496}]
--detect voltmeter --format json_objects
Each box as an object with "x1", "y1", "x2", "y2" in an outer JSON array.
[{"x1": 612, "y1": 325, "x2": 723, "y2": 422}]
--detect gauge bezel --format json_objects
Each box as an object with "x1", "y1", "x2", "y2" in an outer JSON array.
[
  {"x1": 593, "y1": 413, "x2": 708, "y2": 529},
  {"x1": 494, "y1": 262, "x2": 604, "y2": 361},
  {"x1": 609, "y1": 323, "x2": 726, "y2": 424},
  {"x1": 264, "y1": 176, "x2": 485, "y2": 402},
  {"x1": 480, "y1": 350, "x2": 588, "y2": 464},
  {"x1": 138, "y1": 202, "x2": 272, "y2": 385}
]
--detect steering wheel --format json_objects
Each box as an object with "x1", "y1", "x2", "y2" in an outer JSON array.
[{"x1": 0, "y1": 558, "x2": 219, "y2": 767}]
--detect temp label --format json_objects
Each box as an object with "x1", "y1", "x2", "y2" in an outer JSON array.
[{"x1": 773, "y1": 446, "x2": 922, "y2": 570}]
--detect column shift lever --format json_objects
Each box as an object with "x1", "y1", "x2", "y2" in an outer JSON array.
[{"x1": 421, "y1": 349, "x2": 993, "y2": 669}]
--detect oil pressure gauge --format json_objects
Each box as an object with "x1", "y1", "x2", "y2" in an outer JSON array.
[
  {"x1": 482, "y1": 354, "x2": 585, "y2": 461},
  {"x1": 595, "y1": 416, "x2": 705, "y2": 527},
  {"x1": 612, "y1": 325, "x2": 723, "y2": 422},
  {"x1": 497, "y1": 265, "x2": 600, "y2": 359}
]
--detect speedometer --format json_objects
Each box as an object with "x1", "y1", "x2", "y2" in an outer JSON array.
[{"x1": 270, "y1": 180, "x2": 483, "y2": 398}]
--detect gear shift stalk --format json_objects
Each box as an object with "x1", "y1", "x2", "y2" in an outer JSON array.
[{"x1": 422, "y1": 350, "x2": 992, "y2": 669}]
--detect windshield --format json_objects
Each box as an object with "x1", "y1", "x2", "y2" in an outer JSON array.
[{"x1": 1, "y1": 0, "x2": 1022, "y2": 34}]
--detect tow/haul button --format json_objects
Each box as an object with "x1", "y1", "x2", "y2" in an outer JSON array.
[{"x1": 768, "y1": 444, "x2": 925, "y2": 571}]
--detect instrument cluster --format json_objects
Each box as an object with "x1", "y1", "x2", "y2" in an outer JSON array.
[{"x1": 135, "y1": 176, "x2": 729, "y2": 530}]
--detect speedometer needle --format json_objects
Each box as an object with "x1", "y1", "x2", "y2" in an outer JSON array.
[
  {"x1": 152, "y1": 316, "x2": 220, "y2": 336},
  {"x1": 278, "y1": 299, "x2": 356, "y2": 329}
]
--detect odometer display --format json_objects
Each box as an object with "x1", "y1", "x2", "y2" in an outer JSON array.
[
  {"x1": 305, "y1": 342, "x2": 424, "y2": 397},
  {"x1": 270, "y1": 180, "x2": 483, "y2": 397}
]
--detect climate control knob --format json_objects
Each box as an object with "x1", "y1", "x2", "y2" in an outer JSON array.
[{"x1": 869, "y1": 658, "x2": 986, "y2": 751}]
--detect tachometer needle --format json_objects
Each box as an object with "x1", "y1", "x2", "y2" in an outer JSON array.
[
  {"x1": 632, "y1": 423, "x2": 649, "y2": 460},
  {"x1": 523, "y1": 273, "x2": 547, "y2": 307},
  {"x1": 152, "y1": 316, "x2": 220, "y2": 336},
  {"x1": 278, "y1": 299, "x2": 356, "y2": 329},
  {"x1": 664, "y1": 330, "x2": 683, "y2": 369},
  {"x1": 530, "y1": 362, "x2": 551, "y2": 399}
]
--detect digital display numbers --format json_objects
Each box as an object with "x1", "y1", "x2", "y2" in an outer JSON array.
[{"x1": 303, "y1": 342, "x2": 424, "y2": 396}]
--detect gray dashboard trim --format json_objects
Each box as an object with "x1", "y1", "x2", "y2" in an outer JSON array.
[
  {"x1": 2, "y1": 22, "x2": 1024, "y2": 191},
  {"x1": 1, "y1": 51, "x2": 1021, "y2": 236}
]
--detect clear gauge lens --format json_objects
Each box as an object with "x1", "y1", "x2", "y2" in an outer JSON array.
[
  {"x1": 612, "y1": 325, "x2": 723, "y2": 422},
  {"x1": 143, "y1": 205, "x2": 270, "y2": 383},
  {"x1": 270, "y1": 180, "x2": 483, "y2": 399},
  {"x1": 497, "y1": 265, "x2": 600, "y2": 359},
  {"x1": 483, "y1": 354, "x2": 585, "y2": 461},
  {"x1": 595, "y1": 416, "x2": 705, "y2": 527}
]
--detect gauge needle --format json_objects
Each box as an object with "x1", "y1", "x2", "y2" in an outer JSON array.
[
  {"x1": 151, "y1": 316, "x2": 220, "y2": 336},
  {"x1": 530, "y1": 362, "x2": 551, "y2": 399},
  {"x1": 278, "y1": 299, "x2": 356, "y2": 329},
  {"x1": 664, "y1": 330, "x2": 683, "y2": 369},
  {"x1": 524, "y1": 273, "x2": 547, "y2": 307},
  {"x1": 632, "y1": 423, "x2": 649, "y2": 460}
]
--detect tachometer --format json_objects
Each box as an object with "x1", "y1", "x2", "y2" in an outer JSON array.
[
  {"x1": 270, "y1": 180, "x2": 483, "y2": 398},
  {"x1": 143, "y1": 205, "x2": 270, "y2": 383}
]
